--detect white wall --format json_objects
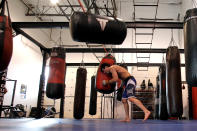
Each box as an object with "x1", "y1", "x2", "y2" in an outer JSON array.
[
  {"x1": 181, "y1": 0, "x2": 193, "y2": 21},
  {"x1": 4, "y1": 35, "x2": 43, "y2": 116}
]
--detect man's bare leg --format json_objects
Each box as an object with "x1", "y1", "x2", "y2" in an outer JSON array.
[
  {"x1": 121, "y1": 99, "x2": 131, "y2": 122},
  {"x1": 128, "y1": 97, "x2": 151, "y2": 121}
]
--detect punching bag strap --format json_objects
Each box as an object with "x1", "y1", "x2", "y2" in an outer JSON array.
[
  {"x1": 5, "y1": 0, "x2": 11, "y2": 27},
  {"x1": 0, "y1": 0, "x2": 6, "y2": 16}
]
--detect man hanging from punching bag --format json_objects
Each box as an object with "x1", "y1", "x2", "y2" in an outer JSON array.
[{"x1": 102, "y1": 64, "x2": 151, "y2": 122}]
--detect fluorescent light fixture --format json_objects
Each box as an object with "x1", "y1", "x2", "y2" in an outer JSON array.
[{"x1": 51, "y1": 0, "x2": 59, "y2": 4}]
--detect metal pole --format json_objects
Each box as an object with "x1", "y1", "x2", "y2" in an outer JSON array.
[
  {"x1": 9, "y1": 80, "x2": 17, "y2": 106},
  {"x1": 59, "y1": 64, "x2": 67, "y2": 118},
  {"x1": 37, "y1": 50, "x2": 48, "y2": 118}
]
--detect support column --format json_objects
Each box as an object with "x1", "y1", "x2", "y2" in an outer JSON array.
[{"x1": 36, "y1": 50, "x2": 48, "y2": 118}]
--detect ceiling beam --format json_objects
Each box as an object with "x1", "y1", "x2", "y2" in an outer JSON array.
[
  {"x1": 13, "y1": 27, "x2": 48, "y2": 52},
  {"x1": 126, "y1": 21, "x2": 183, "y2": 29},
  {"x1": 66, "y1": 63, "x2": 185, "y2": 67},
  {"x1": 56, "y1": 48, "x2": 184, "y2": 53},
  {"x1": 12, "y1": 21, "x2": 183, "y2": 29},
  {"x1": 12, "y1": 22, "x2": 69, "y2": 28}
]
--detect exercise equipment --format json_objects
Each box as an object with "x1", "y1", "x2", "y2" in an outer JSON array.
[
  {"x1": 0, "y1": 0, "x2": 13, "y2": 72},
  {"x1": 184, "y1": 8, "x2": 197, "y2": 86},
  {"x1": 166, "y1": 46, "x2": 183, "y2": 117},
  {"x1": 29, "y1": 107, "x2": 45, "y2": 118},
  {"x1": 140, "y1": 80, "x2": 146, "y2": 90},
  {"x1": 89, "y1": 75, "x2": 97, "y2": 115},
  {"x1": 148, "y1": 79, "x2": 153, "y2": 90},
  {"x1": 73, "y1": 67, "x2": 87, "y2": 119},
  {"x1": 46, "y1": 47, "x2": 66, "y2": 99},
  {"x1": 158, "y1": 65, "x2": 168, "y2": 120},
  {"x1": 188, "y1": 86, "x2": 193, "y2": 119},
  {"x1": 0, "y1": 70, "x2": 7, "y2": 116},
  {"x1": 96, "y1": 54, "x2": 116, "y2": 94},
  {"x1": 70, "y1": 12, "x2": 127, "y2": 45},
  {"x1": 154, "y1": 75, "x2": 160, "y2": 119}
]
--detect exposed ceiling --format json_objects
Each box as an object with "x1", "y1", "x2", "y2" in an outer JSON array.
[
  {"x1": 11, "y1": 0, "x2": 185, "y2": 68},
  {"x1": 20, "y1": 0, "x2": 182, "y2": 22},
  {"x1": 16, "y1": 0, "x2": 183, "y2": 48}
]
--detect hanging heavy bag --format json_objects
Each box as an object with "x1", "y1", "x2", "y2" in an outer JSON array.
[
  {"x1": 188, "y1": 86, "x2": 193, "y2": 119},
  {"x1": 89, "y1": 75, "x2": 97, "y2": 115},
  {"x1": 166, "y1": 46, "x2": 183, "y2": 117},
  {"x1": 192, "y1": 87, "x2": 197, "y2": 119},
  {"x1": 46, "y1": 47, "x2": 66, "y2": 99},
  {"x1": 0, "y1": 0, "x2": 13, "y2": 72},
  {"x1": 184, "y1": 8, "x2": 197, "y2": 87},
  {"x1": 148, "y1": 79, "x2": 153, "y2": 90},
  {"x1": 73, "y1": 67, "x2": 87, "y2": 119},
  {"x1": 70, "y1": 12, "x2": 127, "y2": 45},
  {"x1": 158, "y1": 65, "x2": 168, "y2": 120},
  {"x1": 96, "y1": 54, "x2": 116, "y2": 94},
  {"x1": 154, "y1": 75, "x2": 160, "y2": 119}
]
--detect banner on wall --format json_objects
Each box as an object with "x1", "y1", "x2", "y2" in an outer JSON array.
[{"x1": 20, "y1": 84, "x2": 27, "y2": 99}]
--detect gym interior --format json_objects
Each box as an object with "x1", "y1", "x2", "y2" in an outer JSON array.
[{"x1": 0, "y1": 0, "x2": 197, "y2": 130}]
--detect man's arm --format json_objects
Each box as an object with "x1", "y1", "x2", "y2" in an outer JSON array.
[{"x1": 108, "y1": 68, "x2": 118, "y2": 84}]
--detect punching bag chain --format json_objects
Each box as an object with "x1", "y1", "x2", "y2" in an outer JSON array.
[
  {"x1": 80, "y1": 52, "x2": 85, "y2": 67},
  {"x1": 192, "y1": 0, "x2": 197, "y2": 8},
  {"x1": 162, "y1": 54, "x2": 165, "y2": 64},
  {"x1": 59, "y1": 28, "x2": 63, "y2": 47},
  {"x1": 121, "y1": 53, "x2": 125, "y2": 63},
  {"x1": 169, "y1": 29, "x2": 177, "y2": 47}
]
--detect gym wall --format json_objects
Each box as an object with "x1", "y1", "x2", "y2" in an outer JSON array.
[{"x1": 4, "y1": 35, "x2": 43, "y2": 116}]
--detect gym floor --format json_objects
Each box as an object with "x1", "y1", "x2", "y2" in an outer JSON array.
[{"x1": 0, "y1": 118, "x2": 196, "y2": 131}]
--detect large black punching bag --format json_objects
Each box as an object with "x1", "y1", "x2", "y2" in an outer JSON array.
[
  {"x1": 184, "y1": 8, "x2": 197, "y2": 87},
  {"x1": 166, "y1": 46, "x2": 183, "y2": 117},
  {"x1": 89, "y1": 75, "x2": 97, "y2": 115},
  {"x1": 158, "y1": 65, "x2": 168, "y2": 120},
  {"x1": 74, "y1": 67, "x2": 87, "y2": 119},
  {"x1": 70, "y1": 12, "x2": 127, "y2": 45},
  {"x1": 46, "y1": 47, "x2": 66, "y2": 99}
]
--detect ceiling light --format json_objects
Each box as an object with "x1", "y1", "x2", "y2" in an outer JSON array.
[{"x1": 50, "y1": 0, "x2": 59, "y2": 4}]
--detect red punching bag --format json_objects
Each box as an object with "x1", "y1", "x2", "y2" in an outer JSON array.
[
  {"x1": 46, "y1": 47, "x2": 66, "y2": 99},
  {"x1": 96, "y1": 54, "x2": 116, "y2": 94},
  {"x1": 117, "y1": 79, "x2": 122, "y2": 89},
  {"x1": 0, "y1": 0, "x2": 13, "y2": 72},
  {"x1": 192, "y1": 87, "x2": 197, "y2": 119}
]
